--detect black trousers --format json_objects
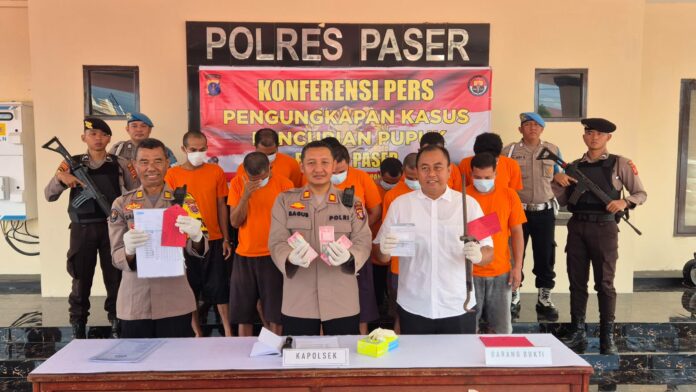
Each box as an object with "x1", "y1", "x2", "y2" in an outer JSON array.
[
  {"x1": 398, "y1": 306, "x2": 476, "y2": 334},
  {"x1": 281, "y1": 314, "x2": 360, "y2": 336},
  {"x1": 66, "y1": 222, "x2": 121, "y2": 324},
  {"x1": 522, "y1": 208, "x2": 557, "y2": 289},
  {"x1": 120, "y1": 313, "x2": 195, "y2": 338},
  {"x1": 566, "y1": 218, "x2": 619, "y2": 323}
]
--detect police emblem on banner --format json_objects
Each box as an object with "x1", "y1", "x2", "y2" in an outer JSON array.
[
  {"x1": 468, "y1": 75, "x2": 489, "y2": 96},
  {"x1": 205, "y1": 73, "x2": 222, "y2": 96}
]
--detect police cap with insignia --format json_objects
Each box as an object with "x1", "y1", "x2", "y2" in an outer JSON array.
[
  {"x1": 126, "y1": 112, "x2": 154, "y2": 127},
  {"x1": 581, "y1": 118, "x2": 616, "y2": 133},
  {"x1": 519, "y1": 112, "x2": 546, "y2": 128},
  {"x1": 84, "y1": 117, "x2": 112, "y2": 136}
]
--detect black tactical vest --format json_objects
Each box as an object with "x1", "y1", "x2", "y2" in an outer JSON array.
[
  {"x1": 567, "y1": 155, "x2": 620, "y2": 214},
  {"x1": 68, "y1": 155, "x2": 122, "y2": 223}
]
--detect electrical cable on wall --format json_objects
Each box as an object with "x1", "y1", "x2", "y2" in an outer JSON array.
[{"x1": 1, "y1": 220, "x2": 39, "y2": 256}]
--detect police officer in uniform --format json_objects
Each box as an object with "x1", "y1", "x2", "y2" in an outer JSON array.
[
  {"x1": 502, "y1": 112, "x2": 561, "y2": 320},
  {"x1": 109, "y1": 138, "x2": 208, "y2": 338},
  {"x1": 553, "y1": 118, "x2": 647, "y2": 354},
  {"x1": 44, "y1": 117, "x2": 138, "y2": 339},
  {"x1": 268, "y1": 141, "x2": 372, "y2": 336},
  {"x1": 109, "y1": 112, "x2": 178, "y2": 165}
]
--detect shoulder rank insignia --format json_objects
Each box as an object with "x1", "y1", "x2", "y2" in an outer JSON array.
[
  {"x1": 109, "y1": 209, "x2": 119, "y2": 223},
  {"x1": 354, "y1": 200, "x2": 365, "y2": 220},
  {"x1": 301, "y1": 190, "x2": 311, "y2": 200},
  {"x1": 163, "y1": 191, "x2": 173, "y2": 199},
  {"x1": 125, "y1": 202, "x2": 142, "y2": 211},
  {"x1": 135, "y1": 190, "x2": 144, "y2": 199},
  {"x1": 290, "y1": 202, "x2": 305, "y2": 210},
  {"x1": 328, "y1": 193, "x2": 338, "y2": 203},
  {"x1": 627, "y1": 160, "x2": 638, "y2": 175}
]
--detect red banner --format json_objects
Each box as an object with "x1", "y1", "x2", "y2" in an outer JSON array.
[{"x1": 199, "y1": 67, "x2": 491, "y2": 177}]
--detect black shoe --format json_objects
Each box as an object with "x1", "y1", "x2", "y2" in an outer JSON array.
[
  {"x1": 536, "y1": 288, "x2": 559, "y2": 321},
  {"x1": 599, "y1": 322, "x2": 618, "y2": 355},
  {"x1": 561, "y1": 317, "x2": 587, "y2": 353},
  {"x1": 71, "y1": 322, "x2": 86, "y2": 339},
  {"x1": 110, "y1": 319, "x2": 120, "y2": 339}
]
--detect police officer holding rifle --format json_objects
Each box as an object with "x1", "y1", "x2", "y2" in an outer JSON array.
[{"x1": 548, "y1": 118, "x2": 647, "y2": 355}]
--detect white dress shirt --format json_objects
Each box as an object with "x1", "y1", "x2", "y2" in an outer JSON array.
[{"x1": 375, "y1": 188, "x2": 493, "y2": 319}]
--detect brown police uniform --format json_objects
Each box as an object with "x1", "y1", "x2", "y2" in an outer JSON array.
[
  {"x1": 555, "y1": 151, "x2": 646, "y2": 324},
  {"x1": 109, "y1": 140, "x2": 178, "y2": 166},
  {"x1": 44, "y1": 153, "x2": 138, "y2": 326},
  {"x1": 268, "y1": 185, "x2": 372, "y2": 335},
  {"x1": 108, "y1": 185, "x2": 209, "y2": 327},
  {"x1": 503, "y1": 140, "x2": 560, "y2": 291}
]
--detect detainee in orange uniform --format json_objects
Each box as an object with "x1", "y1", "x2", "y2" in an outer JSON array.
[
  {"x1": 466, "y1": 152, "x2": 526, "y2": 334},
  {"x1": 459, "y1": 132, "x2": 522, "y2": 190},
  {"x1": 229, "y1": 152, "x2": 294, "y2": 336},
  {"x1": 164, "y1": 132, "x2": 232, "y2": 336},
  {"x1": 371, "y1": 157, "x2": 403, "y2": 330},
  {"x1": 419, "y1": 131, "x2": 462, "y2": 191},
  {"x1": 235, "y1": 128, "x2": 303, "y2": 187}
]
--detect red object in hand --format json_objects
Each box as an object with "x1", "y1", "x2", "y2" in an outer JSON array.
[
  {"x1": 467, "y1": 212, "x2": 502, "y2": 241},
  {"x1": 161, "y1": 204, "x2": 188, "y2": 247},
  {"x1": 479, "y1": 336, "x2": 533, "y2": 347}
]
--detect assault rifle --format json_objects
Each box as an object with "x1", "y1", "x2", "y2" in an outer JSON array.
[
  {"x1": 42, "y1": 136, "x2": 112, "y2": 215},
  {"x1": 537, "y1": 147, "x2": 642, "y2": 235}
]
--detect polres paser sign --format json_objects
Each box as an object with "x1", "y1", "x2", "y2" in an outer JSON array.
[{"x1": 186, "y1": 22, "x2": 490, "y2": 67}]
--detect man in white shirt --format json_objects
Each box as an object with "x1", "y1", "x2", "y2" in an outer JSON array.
[{"x1": 374, "y1": 145, "x2": 494, "y2": 334}]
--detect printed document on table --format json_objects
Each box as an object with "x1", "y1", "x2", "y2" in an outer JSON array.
[
  {"x1": 133, "y1": 208, "x2": 185, "y2": 278},
  {"x1": 390, "y1": 223, "x2": 416, "y2": 257},
  {"x1": 90, "y1": 340, "x2": 163, "y2": 363}
]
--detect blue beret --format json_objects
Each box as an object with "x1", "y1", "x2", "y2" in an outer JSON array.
[
  {"x1": 126, "y1": 112, "x2": 154, "y2": 127},
  {"x1": 519, "y1": 112, "x2": 545, "y2": 128},
  {"x1": 84, "y1": 117, "x2": 112, "y2": 135},
  {"x1": 581, "y1": 118, "x2": 616, "y2": 133}
]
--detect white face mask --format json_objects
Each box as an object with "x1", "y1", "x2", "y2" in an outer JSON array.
[
  {"x1": 473, "y1": 178, "x2": 495, "y2": 193},
  {"x1": 259, "y1": 176, "x2": 269, "y2": 187},
  {"x1": 405, "y1": 178, "x2": 421, "y2": 191},
  {"x1": 187, "y1": 151, "x2": 207, "y2": 167},
  {"x1": 380, "y1": 179, "x2": 397, "y2": 190},
  {"x1": 331, "y1": 170, "x2": 348, "y2": 185},
  {"x1": 267, "y1": 152, "x2": 277, "y2": 163}
]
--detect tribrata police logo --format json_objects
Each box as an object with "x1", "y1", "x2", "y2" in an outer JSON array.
[
  {"x1": 206, "y1": 73, "x2": 222, "y2": 96},
  {"x1": 468, "y1": 75, "x2": 489, "y2": 96}
]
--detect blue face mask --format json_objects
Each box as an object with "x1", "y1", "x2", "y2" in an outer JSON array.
[
  {"x1": 331, "y1": 171, "x2": 347, "y2": 185},
  {"x1": 473, "y1": 178, "x2": 495, "y2": 193},
  {"x1": 405, "y1": 178, "x2": 421, "y2": 191}
]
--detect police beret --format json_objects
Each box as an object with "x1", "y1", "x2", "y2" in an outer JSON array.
[
  {"x1": 581, "y1": 118, "x2": 616, "y2": 133},
  {"x1": 519, "y1": 112, "x2": 545, "y2": 128},
  {"x1": 126, "y1": 112, "x2": 154, "y2": 127},
  {"x1": 83, "y1": 117, "x2": 112, "y2": 135}
]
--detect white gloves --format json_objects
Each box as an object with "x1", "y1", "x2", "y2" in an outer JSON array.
[
  {"x1": 463, "y1": 241, "x2": 483, "y2": 264},
  {"x1": 123, "y1": 229, "x2": 149, "y2": 256},
  {"x1": 175, "y1": 215, "x2": 203, "y2": 242},
  {"x1": 379, "y1": 233, "x2": 399, "y2": 256},
  {"x1": 326, "y1": 241, "x2": 351, "y2": 266},
  {"x1": 288, "y1": 242, "x2": 313, "y2": 268}
]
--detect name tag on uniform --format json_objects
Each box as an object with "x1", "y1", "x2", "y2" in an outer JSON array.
[{"x1": 282, "y1": 348, "x2": 349, "y2": 367}]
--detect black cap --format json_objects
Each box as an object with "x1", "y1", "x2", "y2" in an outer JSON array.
[
  {"x1": 581, "y1": 118, "x2": 616, "y2": 133},
  {"x1": 83, "y1": 117, "x2": 112, "y2": 135}
]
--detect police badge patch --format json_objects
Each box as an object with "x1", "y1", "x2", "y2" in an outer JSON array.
[
  {"x1": 109, "y1": 209, "x2": 119, "y2": 223},
  {"x1": 355, "y1": 201, "x2": 365, "y2": 220}
]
